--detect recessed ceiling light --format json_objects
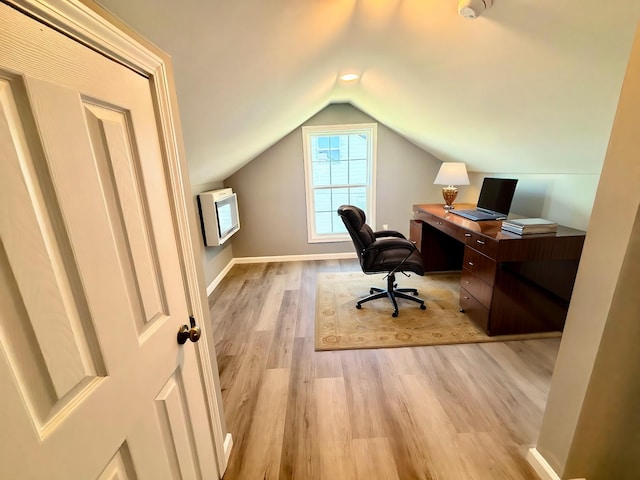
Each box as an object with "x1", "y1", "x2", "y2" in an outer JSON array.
[{"x1": 339, "y1": 73, "x2": 360, "y2": 81}]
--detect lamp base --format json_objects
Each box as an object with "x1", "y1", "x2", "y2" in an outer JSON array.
[{"x1": 441, "y1": 186, "x2": 458, "y2": 209}]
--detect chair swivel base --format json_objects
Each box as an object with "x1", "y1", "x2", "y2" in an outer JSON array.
[{"x1": 355, "y1": 273, "x2": 427, "y2": 317}]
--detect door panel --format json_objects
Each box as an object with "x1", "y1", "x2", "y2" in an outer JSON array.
[
  {"x1": 83, "y1": 101, "x2": 169, "y2": 332},
  {"x1": 0, "y1": 77, "x2": 108, "y2": 431},
  {"x1": 0, "y1": 3, "x2": 219, "y2": 479},
  {"x1": 98, "y1": 443, "x2": 138, "y2": 480}
]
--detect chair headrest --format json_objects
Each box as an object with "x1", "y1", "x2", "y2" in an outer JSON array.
[{"x1": 338, "y1": 205, "x2": 366, "y2": 230}]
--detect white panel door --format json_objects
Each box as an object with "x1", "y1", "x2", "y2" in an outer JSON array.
[{"x1": 0, "y1": 3, "x2": 220, "y2": 479}]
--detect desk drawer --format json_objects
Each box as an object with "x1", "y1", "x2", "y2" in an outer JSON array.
[
  {"x1": 423, "y1": 216, "x2": 462, "y2": 241},
  {"x1": 461, "y1": 268, "x2": 493, "y2": 308},
  {"x1": 465, "y1": 232, "x2": 498, "y2": 259},
  {"x1": 463, "y1": 247, "x2": 497, "y2": 286},
  {"x1": 460, "y1": 287, "x2": 490, "y2": 333}
]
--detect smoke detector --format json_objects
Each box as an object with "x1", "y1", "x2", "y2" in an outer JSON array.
[{"x1": 458, "y1": 0, "x2": 493, "y2": 19}]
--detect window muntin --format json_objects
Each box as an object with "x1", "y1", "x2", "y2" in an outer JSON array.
[{"x1": 303, "y1": 124, "x2": 377, "y2": 242}]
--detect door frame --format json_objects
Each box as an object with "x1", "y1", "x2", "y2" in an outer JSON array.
[{"x1": 4, "y1": 0, "x2": 231, "y2": 474}]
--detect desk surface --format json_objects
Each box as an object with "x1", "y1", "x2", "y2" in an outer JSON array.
[{"x1": 413, "y1": 203, "x2": 586, "y2": 240}]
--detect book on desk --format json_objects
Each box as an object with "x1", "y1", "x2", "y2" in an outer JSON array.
[{"x1": 501, "y1": 218, "x2": 558, "y2": 235}]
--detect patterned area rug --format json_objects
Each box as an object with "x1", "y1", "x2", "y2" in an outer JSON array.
[{"x1": 315, "y1": 271, "x2": 562, "y2": 351}]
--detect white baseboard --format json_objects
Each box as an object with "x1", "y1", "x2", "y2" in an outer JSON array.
[
  {"x1": 223, "y1": 433, "x2": 233, "y2": 467},
  {"x1": 206, "y1": 258, "x2": 236, "y2": 296},
  {"x1": 527, "y1": 448, "x2": 561, "y2": 480},
  {"x1": 233, "y1": 252, "x2": 357, "y2": 264},
  {"x1": 205, "y1": 252, "x2": 357, "y2": 295}
]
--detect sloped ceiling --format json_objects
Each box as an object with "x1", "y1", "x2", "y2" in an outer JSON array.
[{"x1": 96, "y1": 0, "x2": 640, "y2": 185}]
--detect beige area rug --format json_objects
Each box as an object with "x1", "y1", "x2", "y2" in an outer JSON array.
[{"x1": 315, "y1": 271, "x2": 562, "y2": 351}]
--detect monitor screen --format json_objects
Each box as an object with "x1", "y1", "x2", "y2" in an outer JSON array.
[{"x1": 477, "y1": 178, "x2": 518, "y2": 215}]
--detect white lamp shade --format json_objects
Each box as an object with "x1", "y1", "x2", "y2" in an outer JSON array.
[{"x1": 433, "y1": 162, "x2": 470, "y2": 186}]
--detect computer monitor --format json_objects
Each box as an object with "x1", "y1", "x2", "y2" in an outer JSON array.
[{"x1": 477, "y1": 177, "x2": 518, "y2": 215}]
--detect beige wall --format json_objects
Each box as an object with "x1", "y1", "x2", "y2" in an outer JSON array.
[
  {"x1": 224, "y1": 103, "x2": 443, "y2": 258},
  {"x1": 534, "y1": 23, "x2": 640, "y2": 479},
  {"x1": 197, "y1": 103, "x2": 600, "y2": 284},
  {"x1": 459, "y1": 173, "x2": 598, "y2": 231}
]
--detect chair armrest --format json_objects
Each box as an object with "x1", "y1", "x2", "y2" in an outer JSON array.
[
  {"x1": 374, "y1": 230, "x2": 406, "y2": 239},
  {"x1": 362, "y1": 237, "x2": 419, "y2": 275},
  {"x1": 365, "y1": 236, "x2": 416, "y2": 253}
]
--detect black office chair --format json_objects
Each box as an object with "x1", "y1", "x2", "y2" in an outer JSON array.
[{"x1": 337, "y1": 205, "x2": 427, "y2": 317}]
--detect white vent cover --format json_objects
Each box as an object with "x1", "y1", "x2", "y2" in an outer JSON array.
[{"x1": 458, "y1": 0, "x2": 493, "y2": 19}]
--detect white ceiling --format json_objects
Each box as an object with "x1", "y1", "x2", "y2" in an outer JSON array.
[{"x1": 96, "y1": 0, "x2": 640, "y2": 185}]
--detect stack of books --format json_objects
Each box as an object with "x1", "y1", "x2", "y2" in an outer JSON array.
[{"x1": 501, "y1": 218, "x2": 558, "y2": 235}]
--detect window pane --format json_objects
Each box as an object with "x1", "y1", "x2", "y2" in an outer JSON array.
[
  {"x1": 349, "y1": 187, "x2": 367, "y2": 209},
  {"x1": 331, "y1": 187, "x2": 350, "y2": 211},
  {"x1": 330, "y1": 161, "x2": 348, "y2": 185},
  {"x1": 348, "y1": 134, "x2": 367, "y2": 160},
  {"x1": 314, "y1": 189, "x2": 332, "y2": 212},
  {"x1": 315, "y1": 212, "x2": 333, "y2": 235},
  {"x1": 317, "y1": 150, "x2": 331, "y2": 161},
  {"x1": 333, "y1": 212, "x2": 347, "y2": 233},
  {"x1": 349, "y1": 160, "x2": 367, "y2": 184},
  {"x1": 312, "y1": 161, "x2": 330, "y2": 186},
  {"x1": 317, "y1": 136, "x2": 329, "y2": 149}
]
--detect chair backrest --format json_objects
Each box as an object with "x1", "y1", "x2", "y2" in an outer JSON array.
[{"x1": 337, "y1": 205, "x2": 376, "y2": 265}]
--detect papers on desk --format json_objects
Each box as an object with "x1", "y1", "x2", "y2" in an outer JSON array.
[{"x1": 501, "y1": 218, "x2": 558, "y2": 235}]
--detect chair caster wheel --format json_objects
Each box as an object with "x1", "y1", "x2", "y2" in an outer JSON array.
[
  {"x1": 413, "y1": 291, "x2": 419, "y2": 296},
  {"x1": 356, "y1": 304, "x2": 362, "y2": 309},
  {"x1": 392, "y1": 311, "x2": 398, "y2": 318},
  {"x1": 420, "y1": 304, "x2": 427, "y2": 310},
  {"x1": 370, "y1": 289, "x2": 375, "y2": 294}
]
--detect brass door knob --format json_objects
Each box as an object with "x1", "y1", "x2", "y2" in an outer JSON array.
[{"x1": 177, "y1": 316, "x2": 201, "y2": 345}]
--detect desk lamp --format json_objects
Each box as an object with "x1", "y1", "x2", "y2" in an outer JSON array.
[{"x1": 433, "y1": 162, "x2": 469, "y2": 209}]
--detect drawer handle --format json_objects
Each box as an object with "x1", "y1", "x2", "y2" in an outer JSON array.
[
  {"x1": 464, "y1": 280, "x2": 470, "y2": 284},
  {"x1": 464, "y1": 233, "x2": 472, "y2": 237},
  {"x1": 468, "y1": 261, "x2": 474, "y2": 266},
  {"x1": 476, "y1": 240, "x2": 485, "y2": 245},
  {"x1": 464, "y1": 296, "x2": 470, "y2": 300},
  {"x1": 437, "y1": 221, "x2": 443, "y2": 225}
]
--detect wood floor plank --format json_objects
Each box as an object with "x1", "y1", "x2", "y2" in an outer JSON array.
[
  {"x1": 232, "y1": 368, "x2": 290, "y2": 479},
  {"x1": 209, "y1": 259, "x2": 561, "y2": 480},
  {"x1": 352, "y1": 437, "x2": 400, "y2": 480},
  {"x1": 281, "y1": 260, "x2": 303, "y2": 290},
  {"x1": 278, "y1": 337, "x2": 320, "y2": 479},
  {"x1": 413, "y1": 345, "x2": 497, "y2": 433},
  {"x1": 313, "y1": 350, "x2": 344, "y2": 379},
  {"x1": 294, "y1": 260, "x2": 319, "y2": 338},
  {"x1": 266, "y1": 289, "x2": 298, "y2": 369},
  {"x1": 219, "y1": 330, "x2": 273, "y2": 458},
  {"x1": 315, "y1": 377, "x2": 357, "y2": 479},
  {"x1": 254, "y1": 273, "x2": 286, "y2": 331},
  {"x1": 396, "y1": 373, "x2": 469, "y2": 480},
  {"x1": 340, "y1": 349, "x2": 390, "y2": 440}
]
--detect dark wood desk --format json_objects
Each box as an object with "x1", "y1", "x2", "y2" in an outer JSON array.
[{"x1": 411, "y1": 204, "x2": 586, "y2": 336}]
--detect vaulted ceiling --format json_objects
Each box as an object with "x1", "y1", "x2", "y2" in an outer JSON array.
[{"x1": 96, "y1": 0, "x2": 640, "y2": 185}]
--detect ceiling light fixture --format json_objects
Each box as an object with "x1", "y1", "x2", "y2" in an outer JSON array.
[
  {"x1": 339, "y1": 73, "x2": 360, "y2": 81},
  {"x1": 458, "y1": 0, "x2": 493, "y2": 19}
]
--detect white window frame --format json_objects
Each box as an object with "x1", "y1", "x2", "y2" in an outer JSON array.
[{"x1": 302, "y1": 123, "x2": 377, "y2": 243}]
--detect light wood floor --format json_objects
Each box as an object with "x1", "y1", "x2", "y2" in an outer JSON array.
[{"x1": 208, "y1": 259, "x2": 559, "y2": 480}]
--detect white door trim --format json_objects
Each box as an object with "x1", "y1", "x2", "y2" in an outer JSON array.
[
  {"x1": 527, "y1": 448, "x2": 561, "y2": 480},
  {"x1": 5, "y1": 0, "x2": 230, "y2": 474}
]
